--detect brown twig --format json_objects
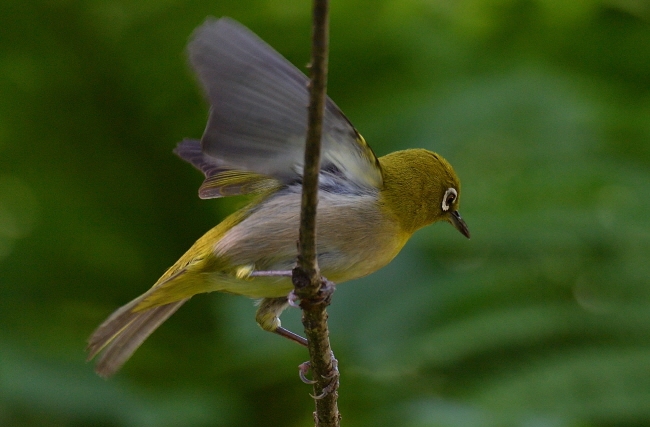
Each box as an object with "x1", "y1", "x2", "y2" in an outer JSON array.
[{"x1": 291, "y1": 0, "x2": 340, "y2": 426}]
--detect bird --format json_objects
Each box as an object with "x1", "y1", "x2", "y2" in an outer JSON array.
[{"x1": 87, "y1": 17, "x2": 470, "y2": 377}]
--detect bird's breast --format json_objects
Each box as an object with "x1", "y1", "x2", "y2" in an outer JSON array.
[{"x1": 212, "y1": 189, "x2": 410, "y2": 295}]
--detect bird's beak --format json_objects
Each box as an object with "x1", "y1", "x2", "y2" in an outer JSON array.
[{"x1": 449, "y1": 210, "x2": 470, "y2": 239}]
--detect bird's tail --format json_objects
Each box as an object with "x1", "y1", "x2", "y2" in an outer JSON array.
[
  {"x1": 86, "y1": 293, "x2": 189, "y2": 378},
  {"x1": 87, "y1": 237, "x2": 216, "y2": 377}
]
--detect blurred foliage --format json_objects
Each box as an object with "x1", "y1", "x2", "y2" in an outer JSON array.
[{"x1": 1, "y1": 0, "x2": 649, "y2": 426}]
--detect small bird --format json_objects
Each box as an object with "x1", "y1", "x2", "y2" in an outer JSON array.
[{"x1": 87, "y1": 17, "x2": 470, "y2": 377}]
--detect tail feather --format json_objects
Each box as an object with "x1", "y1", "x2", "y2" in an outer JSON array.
[
  {"x1": 86, "y1": 298, "x2": 142, "y2": 360},
  {"x1": 87, "y1": 296, "x2": 189, "y2": 377}
]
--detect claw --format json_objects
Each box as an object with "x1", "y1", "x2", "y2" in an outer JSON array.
[
  {"x1": 288, "y1": 290, "x2": 301, "y2": 308},
  {"x1": 321, "y1": 355, "x2": 339, "y2": 380},
  {"x1": 299, "y1": 361, "x2": 317, "y2": 384},
  {"x1": 311, "y1": 391, "x2": 326, "y2": 400},
  {"x1": 311, "y1": 379, "x2": 338, "y2": 400},
  {"x1": 301, "y1": 355, "x2": 340, "y2": 400}
]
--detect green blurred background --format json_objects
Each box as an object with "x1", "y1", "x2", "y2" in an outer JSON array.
[{"x1": 1, "y1": 0, "x2": 649, "y2": 426}]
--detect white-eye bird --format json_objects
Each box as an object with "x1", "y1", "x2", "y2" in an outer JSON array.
[{"x1": 87, "y1": 17, "x2": 470, "y2": 377}]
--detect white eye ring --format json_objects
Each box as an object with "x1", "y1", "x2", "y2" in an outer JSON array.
[{"x1": 442, "y1": 188, "x2": 457, "y2": 212}]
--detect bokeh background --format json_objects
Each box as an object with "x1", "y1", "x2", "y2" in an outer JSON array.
[{"x1": 1, "y1": 0, "x2": 649, "y2": 426}]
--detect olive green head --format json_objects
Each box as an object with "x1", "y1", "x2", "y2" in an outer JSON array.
[{"x1": 378, "y1": 149, "x2": 470, "y2": 238}]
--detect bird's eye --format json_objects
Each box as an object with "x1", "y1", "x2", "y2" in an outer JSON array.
[{"x1": 442, "y1": 188, "x2": 457, "y2": 212}]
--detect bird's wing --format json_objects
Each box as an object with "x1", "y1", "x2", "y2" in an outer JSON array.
[
  {"x1": 180, "y1": 17, "x2": 383, "y2": 198},
  {"x1": 174, "y1": 138, "x2": 281, "y2": 198}
]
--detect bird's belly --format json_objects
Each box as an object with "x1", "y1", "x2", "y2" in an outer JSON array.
[
  {"x1": 318, "y1": 228, "x2": 410, "y2": 283},
  {"x1": 211, "y1": 230, "x2": 408, "y2": 299},
  {"x1": 211, "y1": 191, "x2": 410, "y2": 298}
]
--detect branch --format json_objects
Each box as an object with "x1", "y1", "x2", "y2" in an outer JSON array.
[{"x1": 291, "y1": 0, "x2": 340, "y2": 426}]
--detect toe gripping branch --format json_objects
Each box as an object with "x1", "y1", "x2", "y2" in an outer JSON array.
[
  {"x1": 293, "y1": 276, "x2": 339, "y2": 400},
  {"x1": 299, "y1": 356, "x2": 340, "y2": 400}
]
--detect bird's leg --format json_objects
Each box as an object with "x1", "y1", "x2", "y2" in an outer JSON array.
[
  {"x1": 256, "y1": 296, "x2": 308, "y2": 346},
  {"x1": 253, "y1": 275, "x2": 336, "y2": 349},
  {"x1": 250, "y1": 271, "x2": 308, "y2": 344},
  {"x1": 255, "y1": 279, "x2": 338, "y2": 395},
  {"x1": 275, "y1": 326, "x2": 308, "y2": 346},
  {"x1": 249, "y1": 270, "x2": 293, "y2": 277}
]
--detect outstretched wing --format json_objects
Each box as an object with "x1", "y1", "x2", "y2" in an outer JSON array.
[
  {"x1": 174, "y1": 138, "x2": 281, "y2": 198},
  {"x1": 180, "y1": 17, "x2": 382, "y2": 197}
]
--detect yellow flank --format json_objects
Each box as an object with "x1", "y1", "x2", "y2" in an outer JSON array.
[{"x1": 130, "y1": 203, "x2": 252, "y2": 311}]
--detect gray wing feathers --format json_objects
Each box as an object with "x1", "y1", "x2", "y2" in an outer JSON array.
[
  {"x1": 187, "y1": 18, "x2": 382, "y2": 189},
  {"x1": 174, "y1": 138, "x2": 226, "y2": 178},
  {"x1": 189, "y1": 18, "x2": 309, "y2": 180}
]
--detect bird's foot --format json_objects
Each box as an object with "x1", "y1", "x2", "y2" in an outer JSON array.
[
  {"x1": 287, "y1": 290, "x2": 301, "y2": 308},
  {"x1": 298, "y1": 361, "x2": 317, "y2": 384},
  {"x1": 295, "y1": 277, "x2": 336, "y2": 310},
  {"x1": 285, "y1": 277, "x2": 336, "y2": 309},
  {"x1": 298, "y1": 354, "x2": 339, "y2": 400}
]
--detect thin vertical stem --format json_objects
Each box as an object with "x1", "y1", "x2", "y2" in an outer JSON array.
[{"x1": 292, "y1": 0, "x2": 340, "y2": 425}]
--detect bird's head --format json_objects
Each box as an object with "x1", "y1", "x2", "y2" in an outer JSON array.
[{"x1": 379, "y1": 149, "x2": 470, "y2": 238}]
